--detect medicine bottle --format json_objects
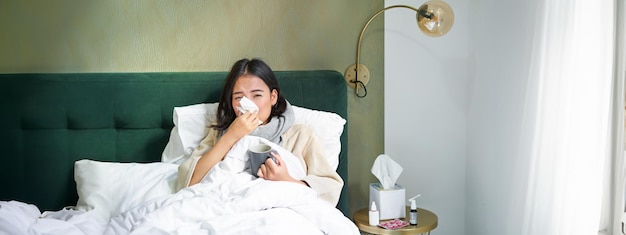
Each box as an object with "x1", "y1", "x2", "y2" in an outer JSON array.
[
  {"x1": 409, "y1": 199, "x2": 418, "y2": 225},
  {"x1": 408, "y1": 194, "x2": 421, "y2": 225},
  {"x1": 368, "y1": 201, "x2": 379, "y2": 226}
]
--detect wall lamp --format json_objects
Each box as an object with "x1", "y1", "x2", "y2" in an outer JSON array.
[{"x1": 345, "y1": 0, "x2": 455, "y2": 98}]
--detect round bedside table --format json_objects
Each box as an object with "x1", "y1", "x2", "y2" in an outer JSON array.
[{"x1": 352, "y1": 206, "x2": 438, "y2": 235}]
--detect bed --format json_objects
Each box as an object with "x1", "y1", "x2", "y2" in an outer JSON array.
[{"x1": 0, "y1": 71, "x2": 356, "y2": 234}]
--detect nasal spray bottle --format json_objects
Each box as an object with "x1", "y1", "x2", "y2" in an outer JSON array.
[{"x1": 408, "y1": 194, "x2": 421, "y2": 225}]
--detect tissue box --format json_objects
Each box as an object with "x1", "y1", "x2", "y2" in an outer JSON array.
[{"x1": 369, "y1": 183, "x2": 406, "y2": 220}]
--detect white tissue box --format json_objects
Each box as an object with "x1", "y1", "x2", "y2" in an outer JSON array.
[{"x1": 369, "y1": 183, "x2": 406, "y2": 220}]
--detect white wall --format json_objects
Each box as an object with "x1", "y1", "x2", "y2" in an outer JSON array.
[
  {"x1": 384, "y1": 0, "x2": 469, "y2": 234},
  {"x1": 465, "y1": 0, "x2": 540, "y2": 234},
  {"x1": 386, "y1": 0, "x2": 540, "y2": 235}
]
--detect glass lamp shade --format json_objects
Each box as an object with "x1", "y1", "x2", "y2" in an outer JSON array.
[{"x1": 417, "y1": 0, "x2": 455, "y2": 37}]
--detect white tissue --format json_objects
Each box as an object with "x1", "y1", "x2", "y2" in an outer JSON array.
[
  {"x1": 237, "y1": 96, "x2": 259, "y2": 114},
  {"x1": 237, "y1": 96, "x2": 263, "y2": 125},
  {"x1": 371, "y1": 154, "x2": 403, "y2": 190}
]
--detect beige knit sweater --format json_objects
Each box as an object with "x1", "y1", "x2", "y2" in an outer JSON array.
[{"x1": 177, "y1": 124, "x2": 343, "y2": 206}]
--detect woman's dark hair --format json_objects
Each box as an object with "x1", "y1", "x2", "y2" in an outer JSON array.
[{"x1": 212, "y1": 58, "x2": 287, "y2": 131}]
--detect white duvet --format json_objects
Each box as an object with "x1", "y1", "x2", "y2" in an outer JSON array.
[{"x1": 0, "y1": 136, "x2": 359, "y2": 235}]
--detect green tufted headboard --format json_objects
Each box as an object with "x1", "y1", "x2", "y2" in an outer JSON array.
[{"x1": 0, "y1": 70, "x2": 349, "y2": 216}]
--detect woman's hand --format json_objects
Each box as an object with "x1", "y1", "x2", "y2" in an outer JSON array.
[
  {"x1": 257, "y1": 152, "x2": 298, "y2": 183},
  {"x1": 224, "y1": 111, "x2": 261, "y2": 139}
]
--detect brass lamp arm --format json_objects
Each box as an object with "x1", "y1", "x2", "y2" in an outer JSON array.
[
  {"x1": 345, "y1": 1, "x2": 454, "y2": 98},
  {"x1": 350, "y1": 5, "x2": 423, "y2": 98},
  {"x1": 355, "y1": 5, "x2": 420, "y2": 69}
]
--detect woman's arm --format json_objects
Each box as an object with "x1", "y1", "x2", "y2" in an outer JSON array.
[
  {"x1": 188, "y1": 131, "x2": 240, "y2": 185},
  {"x1": 188, "y1": 111, "x2": 261, "y2": 186}
]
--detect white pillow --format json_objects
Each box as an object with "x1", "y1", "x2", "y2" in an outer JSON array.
[
  {"x1": 161, "y1": 103, "x2": 218, "y2": 164},
  {"x1": 161, "y1": 103, "x2": 346, "y2": 170},
  {"x1": 291, "y1": 105, "x2": 345, "y2": 169},
  {"x1": 74, "y1": 159, "x2": 178, "y2": 222}
]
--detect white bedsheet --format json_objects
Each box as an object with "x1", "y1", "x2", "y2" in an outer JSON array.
[
  {"x1": 1, "y1": 182, "x2": 357, "y2": 235},
  {"x1": 0, "y1": 136, "x2": 358, "y2": 235},
  {"x1": 105, "y1": 177, "x2": 356, "y2": 234},
  {"x1": 0, "y1": 201, "x2": 106, "y2": 235}
]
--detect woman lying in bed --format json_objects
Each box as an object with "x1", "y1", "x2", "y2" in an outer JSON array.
[{"x1": 178, "y1": 58, "x2": 343, "y2": 205}]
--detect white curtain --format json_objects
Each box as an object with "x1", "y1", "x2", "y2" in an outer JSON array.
[
  {"x1": 521, "y1": 0, "x2": 618, "y2": 235},
  {"x1": 613, "y1": 1, "x2": 626, "y2": 234}
]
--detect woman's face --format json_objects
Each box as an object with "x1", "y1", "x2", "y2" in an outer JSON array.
[{"x1": 231, "y1": 74, "x2": 277, "y2": 124}]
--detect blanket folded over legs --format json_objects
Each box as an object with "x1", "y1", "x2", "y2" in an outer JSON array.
[{"x1": 106, "y1": 135, "x2": 358, "y2": 234}]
